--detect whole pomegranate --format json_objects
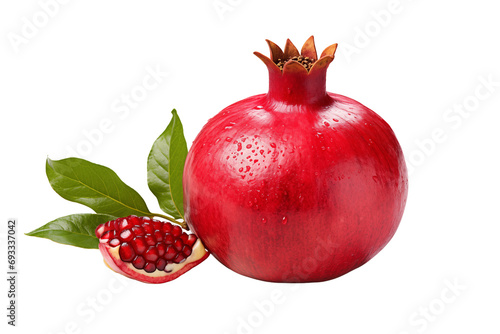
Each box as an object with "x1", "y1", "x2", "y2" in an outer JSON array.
[{"x1": 183, "y1": 37, "x2": 408, "y2": 282}]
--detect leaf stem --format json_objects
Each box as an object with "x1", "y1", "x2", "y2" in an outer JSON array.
[{"x1": 150, "y1": 213, "x2": 188, "y2": 230}]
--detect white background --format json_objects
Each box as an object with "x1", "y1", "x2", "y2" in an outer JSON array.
[{"x1": 1, "y1": 0, "x2": 499, "y2": 333}]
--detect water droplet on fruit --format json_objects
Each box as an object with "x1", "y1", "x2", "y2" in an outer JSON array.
[
  {"x1": 246, "y1": 144, "x2": 252, "y2": 149},
  {"x1": 261, "y1": 218, "x2": 267, "y2": 224},
  {"x1": 215, "y1": 138, "x2": 221, "y2": 144},
  {"x1": 256, "y1": 105, "x2": 264, "y2": 109},
  {"x1": 324, "y1": 121, "x2": 330, "y2": 127},
  {"x1": 282, "y1": 217, "x2": 288, "y2": 225},
  {"x1": 372, "y1": 175, "x2": 379, "y2": 183},
  {"x1": 237, "y1": 142, "x2": 242, "y2": 151},
  {"x1": 226, "y1": 137, "x2": 232, "y2": 142},
  {"x1": 332, "y1": 118, "x2": 339, "y2": 122},
  {"x1": 239, "y1": 167, "x2": 244, "y2": 172},
  {"x1": 270, "y1": 143, "x2": 276, "y2": 148}
]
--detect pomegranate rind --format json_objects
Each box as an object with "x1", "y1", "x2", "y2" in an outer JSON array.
[{"x1": 99, "y1": 238, "x2": 209, "y2": 284}]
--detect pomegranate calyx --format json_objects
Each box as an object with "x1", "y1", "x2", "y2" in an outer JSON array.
[
  {"x1": 283, "y1": 38, "x2": 300, "y2": 59},
  {"x1": 255, "y1": 36, "x2": 338, "y2": 75},
  {"x1": 300, "y1": 35, "x2": 318, "y2": 60}
]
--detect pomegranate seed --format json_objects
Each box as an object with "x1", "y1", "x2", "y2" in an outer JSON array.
[
  {"x1": 131, "y1": 236, "x2": 147, "y2": 254},
  {"x1": 145, "y1": 234, "x2": 156, "y2": 246},
  {"x1": 172, "y1": 225, "x2": 182, "y2": 238},
  {"x1": 119, "y1": 243, "x2": 135, "y2": 262},
  {"x1": 101, "y1": 230, "x2": 114, "y2": 241},
  {"x1": 173, "y1": 253, "x2": 186, "y2": 264},
  {"x1": 174, "y1": 238, "x2": 184, "y2": 252},
  {"x1": 132, "y1": 256, "x2": 145, "y2": 269},
  {"x1": 128, "y1": 216, "x2": 141, "y2": 225},
  {"x1": 143, "y1": 223, "x2": 154, "y2": 234},
  {"x1": 164, "y1": 234, "x2": 174, "y2": 245},
  {"x1": 156, "y1": 243, "x2": 166, "y2": 257},
  {"x1": 185, "y1": 234, "x2": 197, "y2": 247},
  {"x1": 104, "y1": 221, "x2": 114, "y2": 231},
  {"x1": 162, "y1": 223, "x2": 172, "y2": 234},
  {"x1": 120, "y1": 229, "x2": 133, "y2": 242},
  {"x1": 180, "y1": 233, "x2": 189, "y2": 244},
  {"x1": 131, "y1": 226, "x2": 145, "y2": 236},
  {"x1": 109, "y1": 238, "x2": 120, "y2": 247},
  {"x1": 144, "y1": 263, "x2": 156, "y2": 273},
  {"x1": 154, "y1": 230, "x2": 163, "y2": 242},
  {"x1": 165, "y1": 246, "x2": 177, "y2": 260},
  {"x1": 182, "y1": 246, "x2": 192, "y2": 257},
  {"x1": 96, "y1": 225, "x2": 105, "y2": 237},
  {"x1": 152, "y1": 220, "x2": 163, "y2": 230},
  {"x1": 119, "y1": 219, "x2": 133, "y2": 231},
  {"x1": 144, "y1": 246, "x2": 159, "y2": 262},
  {"x1": 156, "y1": 258, "x2": 167, "y2": 271}
]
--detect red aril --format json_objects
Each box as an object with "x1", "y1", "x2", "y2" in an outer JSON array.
[
  {"x1": 96, "y1": 216, "x2": 208, "y2": 283},
  {"x1": 183, "y1": 36, "x2": 408, "y2": 282}
]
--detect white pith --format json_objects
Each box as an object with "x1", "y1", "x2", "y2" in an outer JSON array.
[{"x1": 108, "y1": 238, "x2": 207, "y2": 277}]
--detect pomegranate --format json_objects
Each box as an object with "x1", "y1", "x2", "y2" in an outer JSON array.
[
  {"x1": 96, "y1": 216, "x2": 208, "y2": 283},
  {"x1": 183, "y1": 36, "x2": 408, "y2": 282}
]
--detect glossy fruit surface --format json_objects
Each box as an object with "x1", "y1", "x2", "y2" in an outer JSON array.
[
  {"x1": 183, "y1": 37, "x2": 408, "y2": 282},
  {"x1": 96, "y1": 215, "x2": 208, "y2": 283}
]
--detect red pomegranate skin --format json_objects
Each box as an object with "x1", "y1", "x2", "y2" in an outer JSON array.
[{"x1": 183, "y1": 38, "x2": 408, "y2": 282}]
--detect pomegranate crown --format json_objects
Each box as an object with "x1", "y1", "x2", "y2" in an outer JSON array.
[{"x1": 254, "y1": 36, "x2": 338, "y2": 76}]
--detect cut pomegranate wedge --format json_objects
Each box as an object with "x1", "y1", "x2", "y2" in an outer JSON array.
[{"x1": 96, "y1": 216, "x2": 209, "y2": 283}]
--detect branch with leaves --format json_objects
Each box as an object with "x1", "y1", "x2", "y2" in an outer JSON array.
[{"x1": 27, "y1": 109, "x2": 188, "y2": 249}]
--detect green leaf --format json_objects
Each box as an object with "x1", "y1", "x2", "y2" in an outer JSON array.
[
  {"x1": 26, "y1": 213, "x2": 116, "y2": 249},
  {"x1": 147, "y1": 109, "x2": 188, "y2": 219},
  {"x1": 46, "y1": 157, "x2": 152, "y2": 217}
]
